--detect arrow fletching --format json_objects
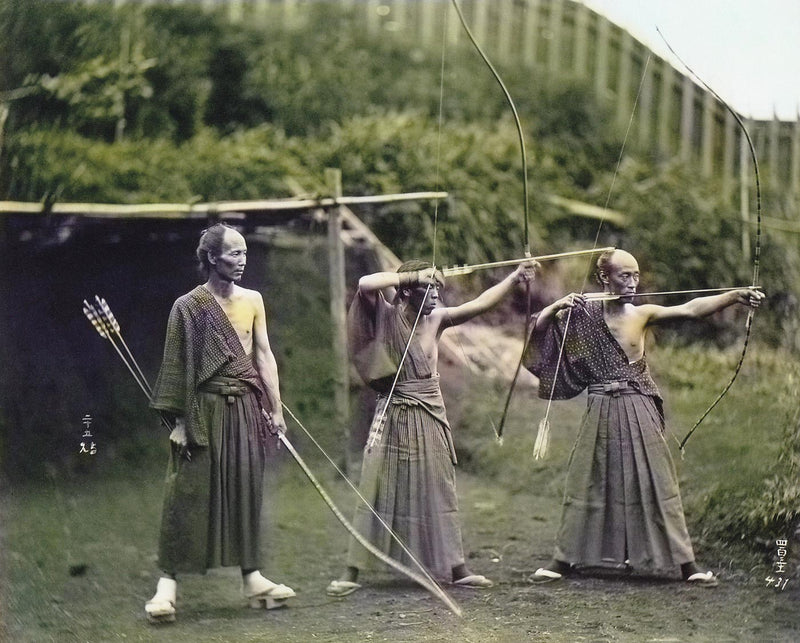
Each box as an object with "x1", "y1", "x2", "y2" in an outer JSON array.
[
  {"x1": 532, "y1": 417, "x2": 551, "y2": 460},
  {"x1": 83, "y1": 301, "x2": 108, "y2": 339},
  {"x1": 96, "y1": 296, "x2": 120, "y2": 332}
]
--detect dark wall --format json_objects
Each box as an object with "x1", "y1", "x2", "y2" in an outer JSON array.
[{"x1": 0, "y1": 216, "x2": 338, "y2": 481}]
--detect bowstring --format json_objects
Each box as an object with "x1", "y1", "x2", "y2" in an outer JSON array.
[
  {"x1": 449, "y1": 0, "x2": 530, "y2": 253},
  {"x1": 431, "y1": 3, "x2": 449, "y2": 270},
  {"x1": 440, "y1": 1, "x2": 535, "y2": 443},
  {"x1": 338, "y1": 2, "x2": 449, "y2": 592},
  {"x1": 87, "y1": 300, "x2": 453, "y2": 603},
  {"x1": 655, "y1": 28, "x2": 763, "y2": 452},
  {"x1": 369, "y1": 0, "x2": 448, "y2": 421},
  {"x1": 429, "y1": 3, "x2": 495, "y2": 441},
  {"x1": 448, "y1": 0, "x2": 534, "y2": 442}
]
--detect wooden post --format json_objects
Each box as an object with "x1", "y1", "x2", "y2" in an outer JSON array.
[
  {"x1": 722, "y1": 107, "x2": 736, "y2": 201},
  {"x1": 547, "y1": 0, "x2": 563, "y2": 76},
  {"x1": 769, "y1": 113, "x2": 780, "y2": 191},
  {"x1": 366, "y1": 0, "x2": 381, "y2": 35},
  {"x1": 701, "y1": 89, "x2": 715, "y2": 177},
  {"x1": 573, "y1": 2, "x2": 589, "y2": 80},
  {"x1": 594, "y1": 15, "x2": 610, "y2": 100},
  {"x1": 740, "y1": 122, "x2": 751, "y2": 262},
  {"x1": 325, "y1": 168, "x2": 351, "y2": 472},
  {"x1": 679, "y1": 74, "x2": 694, "y2": 162},
  {"x1": 497, "y1": 0, "x2": 513, "y2": 65},
  {"x1": 473, "y1": 0, "x2": 489, "y2": 49},
  {"x1": 521, "y1": 0, "x2": 539, "y2": 68},
  {"x1": 793, "y1": 110, "x2": 800, "y2": 198},
  {"x1": 657, "y1": 60, "x2": 673, "y2": 153},
  {"x1": 421, "y1": 0, "x2": 437, "y2": 46},
  {"x1": 636, "y1": 49, "x2": 653, "y2": 147},
  {"x1": 228, "y1": 0, "x2": 244, "y2": 23},
  {"x1": 615, "y1": 31, "x2": 633, "y2": 131}
]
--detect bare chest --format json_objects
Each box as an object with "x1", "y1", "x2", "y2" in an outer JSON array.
[
  {"x1": 215, "y1": 298, "x2": 256, "y2": 353},
  {"x1": 415, "y1": 324, "x2": 440, "y2": 372},
  {"x1": 603, "y1": 312, "x2": 645, "y2": 362}
]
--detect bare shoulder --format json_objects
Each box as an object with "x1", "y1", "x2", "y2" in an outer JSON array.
[
  {"x1": 429, "y1": 306, "x2": 455, "y2": 328},
  {"x1": 633, "y1": 302, "x2": 676, "y2": 325},
  {"x1": 236, "y1": 285, "x2": 263, "y2": 301},
  {"x1": 234, "y1": 286, "x2": 265, "y2": 313},
  {"x1": 631, "y1": 303, "x2": 661, "y2": 317}
]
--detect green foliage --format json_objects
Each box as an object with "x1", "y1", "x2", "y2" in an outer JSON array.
[
  {"x1": 532, "y1": 80, "x2": 623, "y2": 192},
  {"x1": 2, "y1": 114, "x2": 545, "y2": 263},
  {"x1": 2, "y1": 125, "x2": 305, "y2": 202},
  {"x1": 742, "y1": 368, "x2": 800, "y2": 537},
  {"x1": 449, "y1": 341, "x2": 800, "y2": 560},
  {"x1": 293, "y1": 112, "x2": 548, "y2": 263},
  {"x1": 136, "y1": 5, "x2": 227, "y2": 140},
  {"x1": 1, "y1": 1, "x2": 224, "y2": 140},
  {"x1": 602, "y1": 160, "x2": 797, "y2": 346},
  {"x1": 646, "y1": 345, "x2": 800, "y2": 552},
  {"x1": 604, "y1": 162, "x2": 742, "y2": 290},
  {"x1": 246, "y1": 5, "x2": 510, "y2": 136}
]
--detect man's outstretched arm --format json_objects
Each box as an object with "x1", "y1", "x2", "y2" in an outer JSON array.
[
  {"x1": 357, "y1": 268, "x2": 440, "y2": 294},
  {"x1": 643, "y1": 287, "x2": 764, "y2": 326},
  {"x1": 442, "y1": 262, "x2": 537, "y2": 327}
]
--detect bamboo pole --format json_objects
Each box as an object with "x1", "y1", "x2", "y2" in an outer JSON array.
[
  {"x1": 0, "y1": 192, "x2": 449, "y2": 218},
  {"x1": 325, "y1": 168, "x2": 351, "y2": 473},
  {"x1": 740, "y1": 122, "x2": 751, "y2": 261}
]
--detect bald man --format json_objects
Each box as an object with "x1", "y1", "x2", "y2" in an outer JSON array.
[
  {"x1": 527, "y1": 249, "x2": 763, "y2": 587},
  {"x1": 146, "y1": 224, "x2": 294, "y2": 623}
]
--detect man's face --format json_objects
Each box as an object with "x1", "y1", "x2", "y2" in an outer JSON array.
[
  {"x1": 210, "y1": 229, "x2": 247, "y2": 283},
  {"x1": 603, "y1": 251, "x2": 640, "y2": 300},
  {"x1": 407, "y1": 280, "x2": 442, "y2": 316}
]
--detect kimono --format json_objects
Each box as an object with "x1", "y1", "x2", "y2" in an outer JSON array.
[
  {"x1": 527, "y1": 300, "x2": 695, "y2": 570},
  {"x1": 346, "y1": 290, "x2": 464, "y2": 581},
  {"x1": 151, "y1": 285, "x2": 275, "y2": 573}
]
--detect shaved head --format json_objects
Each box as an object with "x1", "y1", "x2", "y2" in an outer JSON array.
[{"x1": 596, "y1": 249, "x2": 638, "y2": 286}]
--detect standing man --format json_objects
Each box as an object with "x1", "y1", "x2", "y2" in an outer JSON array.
[
  {"x1": 145, "y1": 223, "x2": 295, "y2": 623},
  {"x1": 527, "y1": 249, "x2": 763, "y2": 587},
  {"x1": 327, "y1": 259, "x2": 537, "y2": 597}
]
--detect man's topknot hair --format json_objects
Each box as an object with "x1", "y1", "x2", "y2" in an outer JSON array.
[
  {"x1": 196, "y1": 222, "x2": 235, "y2": 277},
  {"x1": 594, "y1": 248, "x2": 617, "y2": 286},
  {"x1": 397, "y1": 259, "x2": 433, "y2": 273}
]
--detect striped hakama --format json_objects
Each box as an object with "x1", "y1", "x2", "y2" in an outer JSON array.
[
  {"x1": 528, "y1": 301, "x2": 695, "y2": 572},
  {"x1": 555, "y1": 385, "x2": 694, "y2": 569},
  {"x1": 158, "y1": 380, "x2": 268, "y2": 572},
  {"x1": 347, "y1": 376, "x2": 465, "y2": 582}
]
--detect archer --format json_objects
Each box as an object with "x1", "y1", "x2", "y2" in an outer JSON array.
[
  {"x1": 327, "y1": 258, "x2": 538, "y2": 596},
  {"x1": 527, "y1": 249, "x2": 763, "y2": 587},
  {"x1": 145, "y1": 223, "x2": 295, "y2": 623}
]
